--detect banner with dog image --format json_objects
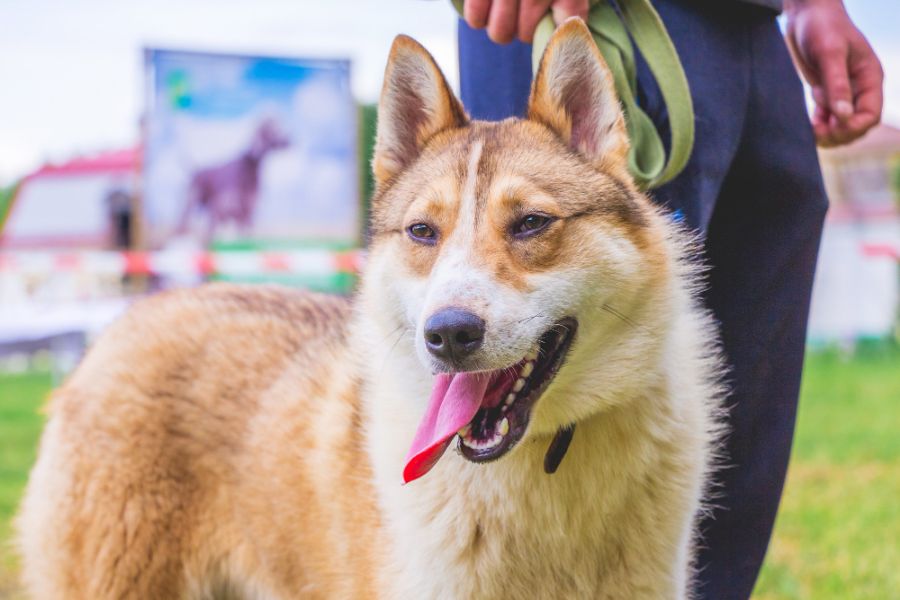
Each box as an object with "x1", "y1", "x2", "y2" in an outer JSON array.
[{"x1": 143, "y1": 48, "x2": 358, "y2": 249}]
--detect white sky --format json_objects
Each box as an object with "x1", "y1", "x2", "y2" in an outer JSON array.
[{"x1": 0, "y1": 0, "x2": 897, "y2": 186}]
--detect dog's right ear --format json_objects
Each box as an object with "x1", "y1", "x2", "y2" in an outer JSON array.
[{"x1": 373, "y1": 35, "x2": 468, "y2": 189}]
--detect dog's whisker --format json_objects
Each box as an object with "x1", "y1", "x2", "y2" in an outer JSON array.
[
  {"x1": 378, "y1": 323, "x2": 407, "y2": 345},
  {"x1": 512, "y1": 312, "x2": 546, "y2": 325},
  {"x1": 601, "y1": 303, "x2": 639, "y2": 329},
  {"x1": 378, "y1": 327, "x2": 414, "y2": 373}
]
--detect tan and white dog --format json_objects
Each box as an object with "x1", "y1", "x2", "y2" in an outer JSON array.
[{"x1": 17, "y1": 19, "x2": 723, "y2": 600}]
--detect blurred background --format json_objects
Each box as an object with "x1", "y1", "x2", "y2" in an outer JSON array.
[{"x1": 0, "y1": 0, "x2": 897, "y2": 598}]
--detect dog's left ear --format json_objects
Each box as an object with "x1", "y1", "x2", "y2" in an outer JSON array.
[
  {"x1": 528, "y1": 18, "x2": 629, "y2": 177},
  {"x1": 374, "y1": 35, "x2": 468, "y2": 188}
]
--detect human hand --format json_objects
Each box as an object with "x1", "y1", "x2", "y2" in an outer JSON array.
[
  {"x1": 785, "y1": 0, "x2": 883, "y2": 147},
  {"x1": 462, "y1": 0, "x2": 590, "y2": 44}
]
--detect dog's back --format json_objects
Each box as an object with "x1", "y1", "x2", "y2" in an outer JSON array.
[{"x1": 16, "y1": 284, "x2": 383, "y2": 599}]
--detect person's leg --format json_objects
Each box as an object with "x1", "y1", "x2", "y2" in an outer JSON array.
[
  {"x1": 457, "y1": 19, "x2": 532, "y2": 120},
  {"x1": 691, "y1": 18, "x2": 828, "y2": 599},
  {"x1": 459, "y1": 5, "x2": 827, "y2": 598},
  {"x1": 637, "y1": 1, "x2": 751, "y2": 232},
  {"x1": 640, "y1": 3, "x2": 827, "y2": 597}
]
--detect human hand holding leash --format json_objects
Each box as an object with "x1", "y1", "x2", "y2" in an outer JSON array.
[
  {"x1": 465, "y1": 0, "x2": 883, "y2": 149},
  {"x1": 462, "y1": 0, "x2": 589, "y2": 43},
  {"x1": 785, "y1": 0, "x2": 883, "y2": 147}
]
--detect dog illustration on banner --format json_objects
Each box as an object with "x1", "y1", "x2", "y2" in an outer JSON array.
[
  {"x1": 18, "y1": 19, "x2": 723, "y2": 599},
  {"x1": 177, "y1": 118, "x2": 290, "y2": 242}
]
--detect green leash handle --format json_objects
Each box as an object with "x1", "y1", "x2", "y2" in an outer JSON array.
[{"x1": 452, "y1": 0, "x2": 694, "y2": 190}]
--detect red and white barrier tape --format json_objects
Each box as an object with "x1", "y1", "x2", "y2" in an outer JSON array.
[
  {"x1": 860, "y1": 242, "x2": 900, "y2": 261},
  {"x1": 0, "y1": 250, "x2": 364, "y2": 277}
]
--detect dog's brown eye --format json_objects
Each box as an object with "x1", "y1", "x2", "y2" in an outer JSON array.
[
  {"x1": 407, "y1": 223, "x2": 437, "y2": 244},
  {"x1": 514, "y1": 214, "x2": 553, "y2": 237}
]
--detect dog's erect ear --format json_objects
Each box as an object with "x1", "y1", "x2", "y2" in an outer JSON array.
[
  {"x1": 528, "y1": 18, "x2": 629, "y2": 176},
  {"x1": 374, "y1": 35, "x2": 468, "y2": 188}
]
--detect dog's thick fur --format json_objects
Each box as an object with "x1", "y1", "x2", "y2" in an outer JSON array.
[{"x1": 17, "y1": 20, "x2": 722, "y2": 599}]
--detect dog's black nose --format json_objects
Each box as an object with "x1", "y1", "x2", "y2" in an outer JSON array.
[{"x1": 424, "y1": 308, "x2": 485, "y2": 361}]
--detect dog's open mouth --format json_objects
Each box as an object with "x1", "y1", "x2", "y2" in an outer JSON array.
[{"x1": 403, "y1": 317, "x2": 577, "y2": 483}]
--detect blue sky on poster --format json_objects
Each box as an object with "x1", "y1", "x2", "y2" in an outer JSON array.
[
  {"x1": 0, "y1": 0, "x2": 896, "y2": 184},
  {"x1": 149, "y1": 50, "x2": 346, "y2": 118}
]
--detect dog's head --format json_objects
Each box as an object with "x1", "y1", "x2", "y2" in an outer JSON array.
[
  {"x1": 251, "y1": 118, "x2": 291, "y2": 157},
  {"x1": 364, "y1": 19, "x2": 673, "y2": 482}
]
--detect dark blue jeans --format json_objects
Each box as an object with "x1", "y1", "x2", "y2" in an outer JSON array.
[{"x1": 459, "y1": 2, "x2": 828, "y2": 598}]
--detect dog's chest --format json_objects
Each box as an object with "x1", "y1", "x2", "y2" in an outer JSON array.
[{"x1": 380, "y1": 453, "x2": 624, "y2": 599}]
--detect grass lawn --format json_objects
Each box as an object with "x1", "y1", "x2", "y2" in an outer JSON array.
[
  {"x1": 754, "y1": 345, "x2": 900, "y2": 599},
  {"x1": 0, "y1": 346, "x2": 898, "y2": 598},
  {"x1": 0, "y1": 371, "x2": 50, "y2": 599}
]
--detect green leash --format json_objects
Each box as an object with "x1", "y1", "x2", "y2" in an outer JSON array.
[{"x1": 451, "y1": 0, "x2": 694, "y2": 189}]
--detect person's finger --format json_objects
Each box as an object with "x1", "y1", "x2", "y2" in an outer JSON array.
[
  {"x1": 843, "y1": 111, "x2": 879, "y2": 140},
  {"x1": 821, "y1": 116, "x2": 858, "y2": 148},
  {"x1": 810, "y1": 87, "x2": 830, "y2": 143},
  {"x1": 487, "y1": 0, "x2": 519, "y2": 44},
  {"x1": 826, "y1": 127, "x2": 855, "y2": 146},
  {"x1": 811, "y1": 97, "x2": 830, "y2": 127},
  {"x1": 817, "y1": 42, "x2": 884, "y2": 147},
  {"x1": 816, "y1": 42, "x2": 854, "y2": 122},
  {"x1": 822, "y1": 109, "x2": 873, "y2": 146},
  {"x1": 812, "y1": 112, "x2": 836, "y2": 147},
  {"x1": 550, "y1": 0, "x2": 589, "y2": 24},
  {"x1": 810, "y1": 85, "x2": 828, "y2": 121},
  {"x1": 852, "y1": 80, "x2": 883, "y2": 130},
  {"x1": 465, "y1": 0, "x2": 492, "y2": 29},
  {"x1": 814, "y1": 126, "x2": 836, "y2": 147},
  {"x1": 824, "y1": 108, "x2": 879, "y2": 146},
  {"x1": 809, "y1": 89, "x2": 839, "y2": 146},
  {"x1": 518, "y1": 0, "x2": 549, "y2": 43},
  {"x1": 848, "y1": 50, "x2": 884, "y2": 126}
]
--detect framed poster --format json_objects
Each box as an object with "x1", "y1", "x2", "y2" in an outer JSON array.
[{"x1": 143, "y1": 48, "x2": 358, "y2": 249}]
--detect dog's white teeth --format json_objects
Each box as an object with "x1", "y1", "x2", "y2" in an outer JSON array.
[
  {"x1": 513, "y1": 378, "x2": 525, "y2": 392},
  {"x1": 505, "y1": 393, "x2": 515, "y2": 406},
  {"x1": 526, "y1": 348, "x2": 539, "y2": 362},
  {"x1": 521, "y1": 361, "x2": 534, "y2": 378},
  {"x1": 458, "y1": 424, "x2": 471, "y2": 438},
  {"x1": 498, "y1": 417, "x2": 509, "y2": 436},
  {"x1": 462, "y1": 434, "x2": 502, "y2": 450}
]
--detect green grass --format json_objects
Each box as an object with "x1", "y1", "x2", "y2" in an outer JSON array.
[
  {"x1": 0, "y1": 371, "x2": 51, "y2": 598},
  {"x1": 0, "y1": 347, "x2": 897, "y2": 598},
  {"x1": 754, "y1": 345, "x2": 900, "y2": 599}
]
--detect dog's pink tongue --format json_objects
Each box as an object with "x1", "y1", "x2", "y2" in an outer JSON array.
[{"x1": 403, "y1": 372, "x2": 490, "y2": 484}]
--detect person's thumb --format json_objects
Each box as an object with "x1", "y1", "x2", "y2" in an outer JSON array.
[
  {"x1": 551, "y1": 0, "x2": 589, "y2": 25},
  {"x1": 818, "y1": 45, "x2": 854, "y2": 121}
]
